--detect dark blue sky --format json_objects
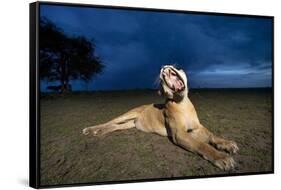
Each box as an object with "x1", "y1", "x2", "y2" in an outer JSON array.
[{"x1": 40, "y1": 4, "x2": 273, "y2": 91}]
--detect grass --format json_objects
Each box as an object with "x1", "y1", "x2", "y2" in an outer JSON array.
[{"x1": 40, "y1": 89, "x2": 273, "y2": 186}]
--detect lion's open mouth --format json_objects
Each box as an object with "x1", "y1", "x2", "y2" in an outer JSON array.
[{"x1": 162, "y1": 67, "x2": 185, "y2": 92}]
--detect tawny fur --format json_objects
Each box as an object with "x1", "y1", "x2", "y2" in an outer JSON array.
[{"x1": 82, "y1": 65, "x2": 239, "y2": 171}]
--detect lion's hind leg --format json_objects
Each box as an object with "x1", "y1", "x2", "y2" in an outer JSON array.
[
  {"x1": 83, "y1": 120, "x2": 135, "y2": 136},
  {"x1": 82, "y1": 106, "x2": 146, "y2": 137},
  {"x1": 82, "y1": 105, "x2": 148, "y2": 137}
]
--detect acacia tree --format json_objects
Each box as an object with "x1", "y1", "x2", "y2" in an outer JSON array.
[{"x1": 39, "y1": 18, "x2": 104, "y2": 92}]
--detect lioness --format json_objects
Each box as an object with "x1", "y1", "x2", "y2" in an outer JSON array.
[{"x1": 83, "y1": 65, "x2": 239, "y2": 170}]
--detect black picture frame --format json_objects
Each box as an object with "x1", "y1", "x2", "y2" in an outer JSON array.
[{"x1": 30, "y1": 1, "x2": 274, "y2": 188}]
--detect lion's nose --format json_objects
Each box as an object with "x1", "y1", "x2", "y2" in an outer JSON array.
[
  {"x1": 162, "y1": 68, "x2": 169, "y2": 76},
  {"x1": 165, "y1": 68, "x2": 172, "y2": 76}
]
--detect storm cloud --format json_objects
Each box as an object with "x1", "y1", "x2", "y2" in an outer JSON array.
[{"x1": 40, "y1": 4, "x2": 273, "y2": 90}]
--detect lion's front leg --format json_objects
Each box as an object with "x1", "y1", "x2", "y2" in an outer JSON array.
[
  {"x1": 190, "y1": 126, "x2": 239, "y2": 154},
  {"x1": 171, "y1": 129, "x2": 235, "y2": 171},
  {"x1": 209, "y1": 135, "x2": 239, "y2": 154}
]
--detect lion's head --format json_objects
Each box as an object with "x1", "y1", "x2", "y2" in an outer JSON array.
[{"x1": 158, "y1": 65, "x2": 188, "y2": 102}]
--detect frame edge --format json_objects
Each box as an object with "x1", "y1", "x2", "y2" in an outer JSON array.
[{"x1": 29, "y1": 1, "x2": 40, "y2": 189}]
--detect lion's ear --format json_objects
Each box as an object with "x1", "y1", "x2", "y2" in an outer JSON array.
[
  {"x1": 157, "y1": 86, "x2": 164, "y2": 96},
  {"x1": 158, "y1": 85, "x2": 163, "y2": 96}
]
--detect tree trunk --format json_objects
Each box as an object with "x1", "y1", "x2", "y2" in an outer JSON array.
[{"x1": 60, "y1": 55, "x2": 66, "y2": 93}]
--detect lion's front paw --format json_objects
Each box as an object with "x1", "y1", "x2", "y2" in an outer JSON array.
[
  {"x1": 213, "y1": 155, "x2": 236, "y2": 171},
  {"x1": 216, "y1": 140, "x2": 239, "y2": 154}
]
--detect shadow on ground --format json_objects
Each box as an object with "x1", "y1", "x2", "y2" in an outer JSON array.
[{"x1": 40, "y1": 89, "x2": 273, "y2": 186}]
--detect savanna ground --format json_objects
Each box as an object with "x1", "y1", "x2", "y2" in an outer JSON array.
[{"x1": 40, "y1": 89, "x2": 273, "y2": 186}]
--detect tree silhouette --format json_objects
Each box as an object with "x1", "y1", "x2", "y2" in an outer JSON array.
[{"x1": 39, "y1": 17, "x2": 104, "y2": 92}]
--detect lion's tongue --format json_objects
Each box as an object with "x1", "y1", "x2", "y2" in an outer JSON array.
[
  {"x1": 174, "y1": 80, "x2": 184, "y2": 91},
  {"x1": 170, "y1": 75, "x2": 184, "y2": 91}
]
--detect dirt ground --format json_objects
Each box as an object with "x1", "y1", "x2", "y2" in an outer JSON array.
[{"x1": 40, "y1": 89, "x2": 273, "y2": 186}]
